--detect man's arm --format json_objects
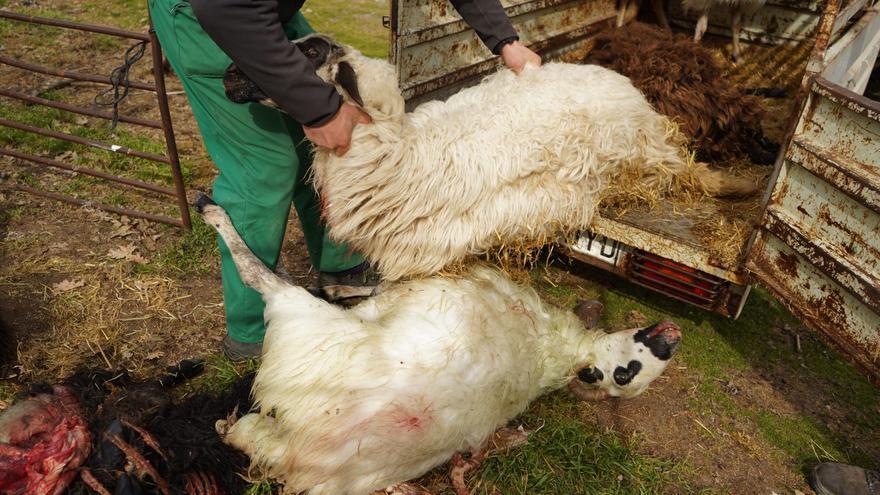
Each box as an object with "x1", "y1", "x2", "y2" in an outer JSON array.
[
  {"x1": 189, "y1": 0, "x2": 341, "y2": 127},
  {"x1": 449, "y1": 0, "x2": 542, "y2": 72},
  {"x1": 449, "y1": 0, "x2": 519, "y2": 54}
]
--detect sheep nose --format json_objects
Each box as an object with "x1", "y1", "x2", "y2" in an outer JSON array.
[{"x1": 635, "y1": 321, "x2": 681, "y2": 360}]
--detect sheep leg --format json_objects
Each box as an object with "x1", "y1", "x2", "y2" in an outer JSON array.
[
  {"x1": 616, "y1": 0, "x2": 631, "y2": 27},
  {"x1": 450, "y1": 427, "x2": 530, "y2": 495},
  {"x1": 651, "y1": 0, "x2": 671, "y2": 32},
  {"x1": 195, "y1": 194, "x2": 288, "y2": 295},
  {"x1": 694, "y1": 10, "x2": 709, "y2": 42},
  {"x1": 731, "y1": 8, "x2": 743, "y2": 63}
]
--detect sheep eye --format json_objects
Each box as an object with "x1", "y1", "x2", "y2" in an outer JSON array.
[{"x1": 306, "y1": 48, "x2": 318, "y2": 58}]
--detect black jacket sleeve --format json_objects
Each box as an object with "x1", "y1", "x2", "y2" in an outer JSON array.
[
  {"x1": 450, "y1": 0, "x2": 519, "y2": 54},
  {"x1": 189, "y1": 0, "x2": 342, "y2": 127}
]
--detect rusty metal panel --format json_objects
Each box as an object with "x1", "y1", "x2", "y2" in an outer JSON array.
[
  {"x1": 747, "y1": 78, "x2": 880, "y2": 387},
  {"x1": 391, "y1": 0, "x2": 615, "y2": 104},
  {"x1": 667, "y1": 0, "x2": 823, "y2": 44},
  {"x1": 821, "y1": 7, "x2": 880, "y2": 94}
]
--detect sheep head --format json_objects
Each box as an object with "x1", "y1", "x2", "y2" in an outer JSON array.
[
  {"x1": 222, "y1": 34, "x2": 404, "y2": 123},
  {"x1": 570, "y1": 321, "x2": 681, "y2": 400}
]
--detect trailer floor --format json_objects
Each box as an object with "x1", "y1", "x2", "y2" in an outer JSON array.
[{"x1": 599, "y1": 36, "x2": 813, "y2": 271}]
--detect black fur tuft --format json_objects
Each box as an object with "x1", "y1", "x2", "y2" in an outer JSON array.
[{"x1": 194, "y1": 194, "x2": 216, "y2": 214}]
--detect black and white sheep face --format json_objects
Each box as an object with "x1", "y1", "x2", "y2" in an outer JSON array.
[
  {"x1": 573, "y1": 321, "x2": 681, "y2": 400},
  {"x1": 221, "y1": 34, "x2": 364, "y2": 109}
]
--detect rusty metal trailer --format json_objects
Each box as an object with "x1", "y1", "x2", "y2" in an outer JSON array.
[{"x1": 388, "y1": 0, "x2": 880, "y2": 386}]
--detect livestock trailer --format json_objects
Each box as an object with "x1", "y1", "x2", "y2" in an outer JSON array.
[{"x1": 387, "y1": 0, "x2": 880, "y2": 386}]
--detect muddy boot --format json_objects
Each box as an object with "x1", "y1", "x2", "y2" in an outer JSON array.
[
  {"x1": 809, "y1": 462, "x2": 880, "y2": 495},
  {"x1": 222, "y1": 335, "x2": 262, "y2": 362}
]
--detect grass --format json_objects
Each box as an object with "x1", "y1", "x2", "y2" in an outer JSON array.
[
  {"x1": 477, "y1": 393, "x2": 687, "y2": 495},
  {"x1": 304, "y1": 2, "x2": 390, "y2": 59},
  {"x1": 138, "y1": 213, "x2": 218, "y2": 275}
]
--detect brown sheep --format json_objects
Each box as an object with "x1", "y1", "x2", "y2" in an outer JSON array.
[{"x1": 586, "y1": 23, "x2": 779, "y2": 165}]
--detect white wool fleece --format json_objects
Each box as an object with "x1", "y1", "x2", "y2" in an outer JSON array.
[{"x1": 310, "y1": 50, "x2": 748, "y2": 281}]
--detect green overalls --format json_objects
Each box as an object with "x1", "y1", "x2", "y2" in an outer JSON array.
[{"x1": 148, "y1": 0, "x2": 363, "y2": 344}]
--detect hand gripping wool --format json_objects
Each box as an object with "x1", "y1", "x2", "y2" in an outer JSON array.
[
  {"x1": 224, "y1": 35, "x2": 757, "y2": 281},
  {"x1": 198, "y1": 196, "x2": 682, "y2": 495}
]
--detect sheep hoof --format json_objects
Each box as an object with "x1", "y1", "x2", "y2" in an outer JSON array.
[{"x1": 194, "y1": 193, "x2": 217, "y2": 214}]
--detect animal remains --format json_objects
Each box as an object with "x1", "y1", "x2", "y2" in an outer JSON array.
[
  {"x1": 198, "y1": 195, "x2": 682, "y2": 495},
  {"x1": 223, "y1": 34, "x2": 757, "y2": 281}
]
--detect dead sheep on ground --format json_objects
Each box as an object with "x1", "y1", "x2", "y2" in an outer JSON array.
[{"x1": 197, "y1": 195, "x2": 682, "y2": 495}]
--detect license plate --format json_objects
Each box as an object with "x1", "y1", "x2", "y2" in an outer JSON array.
[{"x1": 571, "y1": 232, "x2": 623, "y2": 266}]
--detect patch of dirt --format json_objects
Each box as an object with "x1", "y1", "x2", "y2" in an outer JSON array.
[{"x1": 587, "y1": 367, "x2": 811, "y2": 494}]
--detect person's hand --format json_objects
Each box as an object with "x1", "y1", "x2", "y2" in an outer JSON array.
[
  {"x1": 303, "y1": 103, "x2": 372, "y2": 156},
  {"x1": 500, "y1": 41, "x2": 541, "y2": 74}
]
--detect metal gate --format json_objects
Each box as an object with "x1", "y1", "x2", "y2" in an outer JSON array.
[{"x1": 0, "y1": 11, "x2": 191, "y2": 229}]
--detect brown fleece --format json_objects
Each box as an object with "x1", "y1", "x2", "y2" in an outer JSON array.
[{"x1": 586, "y1": 23, "x2": 764, "y2": 162}]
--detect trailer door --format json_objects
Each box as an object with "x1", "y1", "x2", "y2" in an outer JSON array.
[
  {"x1": 746, "y1": 66, "x2": 880, "y2": 386},
  {"x1": 389, "y1": 0, "x2": 615, "y2": 107}
]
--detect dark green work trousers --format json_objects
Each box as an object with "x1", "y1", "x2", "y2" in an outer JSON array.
[{"x1": 149, "y1": 0, "x2": 363, "y2": 343}]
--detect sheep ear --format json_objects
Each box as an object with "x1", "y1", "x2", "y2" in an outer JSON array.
[{"x1": 335, "y1": 61, "x2": 364, "y2": 107}]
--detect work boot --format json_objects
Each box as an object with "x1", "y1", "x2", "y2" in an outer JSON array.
[
  {"x1": 317, "y1": 262, "x2": 382, "y2": 302},
  {"x1": 810, "y1": 462, "x2": 880, "y2": 495},
  {"x1": 222, "y1": 335, "x2": 262, "y2": 362}
]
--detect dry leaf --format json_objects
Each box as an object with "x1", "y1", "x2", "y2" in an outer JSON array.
[
  {"x1": 127, "y1": 253, "x2": 149, "y2": 264},
  {"x1": 53, "y1": 278, "x2": 85, "y2": 293},
  {"x1": 108, "y1": 244, "x2": 137, "y2": 260},
  {"x1": 108, "y1": 244, "x2": 148, "y2": 264},
  {"x1": 144, "y1": 351, "x2": 165, "y2": 360}
]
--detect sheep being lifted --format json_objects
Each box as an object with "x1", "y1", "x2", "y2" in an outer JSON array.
[
  {"x1": 224, "y1": 35, "x2": 756, "y2": 281},
  {"x1": 198, "y1": 196, "x2": 682, "y2": 495}
]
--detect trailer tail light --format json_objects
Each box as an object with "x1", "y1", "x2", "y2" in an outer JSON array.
[{"x1": 628, "y1": 251, "x2": 726, "y2": 310}]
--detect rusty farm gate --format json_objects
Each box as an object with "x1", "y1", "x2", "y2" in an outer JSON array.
[{"x1": 0, "y1": 10, "x2": 191, "y2": 229}]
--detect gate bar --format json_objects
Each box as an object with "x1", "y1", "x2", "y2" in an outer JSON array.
[
  {"x1": 0, "y1": 147, "x2": 176, "y2": 196},
  {"x1": 0, "y1": 89, "x2": 162, "y2": 129},
  {"x1": 148, "y1": 20, "x2": 192, "y2": 230},
  {"x1": 16, "y1": 185, "x2": 184, "y2": 227},
  {"x1": 0, "y1": 10, "x2": 150, "y2": 41},
  {"x1": 0, "y1": 55, "x2": 156, "y2": 92},
  {"x1": 0, "y1": 118, "x2": 172, "y2": 164}
]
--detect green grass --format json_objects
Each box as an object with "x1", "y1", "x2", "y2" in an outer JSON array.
[
  {"x1": 245, "y1": 481, "x2": 280, "y2": 495},
  {"x1": 138, "y1": 213, "x2": 218, "y2": 275},
  {"x1": 304, "y1": 2, "x2": 390, "y2": 58},
  {"x1": 177, "y1": 354, "x2": 258, "y2": 397},
  {"x1": 477, "y1": 393, "x2": 688, "y2": 495}
]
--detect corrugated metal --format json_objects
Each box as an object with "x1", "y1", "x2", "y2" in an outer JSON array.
[
  {"x1": 390, "y1": 0, "x2": 615, "y2": 105},
  {"x1": 667, "y1": 0, "x2": 824, "y2": 44},
  {"x1": 747, "y1": 77, "x2": 880, "y2": 387},
  {"x1": 821, "y1": 7, "x2": 880, "y2": 93}
]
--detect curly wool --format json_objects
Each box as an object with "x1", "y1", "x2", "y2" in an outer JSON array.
[
  {"x1": 586, "y1": 22, "x2": 764, "y2": 162},
  {"x1": 309, "y1": 48, "x2": 752, "y2": 281}
]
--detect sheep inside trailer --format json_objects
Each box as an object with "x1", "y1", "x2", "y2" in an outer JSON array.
[{"x1": 388, "y1": 0, "x2": 880, "y2": 387}]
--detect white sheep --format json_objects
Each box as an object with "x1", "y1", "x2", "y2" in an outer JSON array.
[
  {"x1": 224, "y1": 35, "x2": 756, "y2": 282},
  {"x1": 197, "y1": 196, "x2": 682, "y2": 495},
  {"x1": 683, "y1": 0, "x2": 766, "y2": 62}
]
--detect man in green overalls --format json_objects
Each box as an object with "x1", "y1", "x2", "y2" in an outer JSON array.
[{"x1": 147, "y1": 0, "x2": 540, "y2": 360}]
